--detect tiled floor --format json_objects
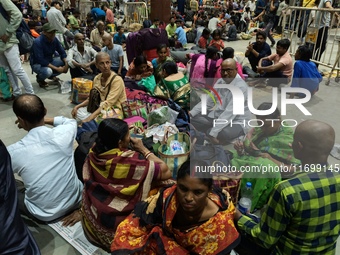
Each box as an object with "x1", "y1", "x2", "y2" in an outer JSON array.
[{"x1": 1, "y1": 36, "x2": 339, "y2": 254}]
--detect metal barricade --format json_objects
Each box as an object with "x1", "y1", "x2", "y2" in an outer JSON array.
[
  {"x1": 281, "y1": 6, "x2": 340, "y2": 85},
  {"x1": 124, "y1": 2, "x2": 148, "y2": 28},
  {"x1": 78, "y1": 0, "x2": 93, "y2": 20}
]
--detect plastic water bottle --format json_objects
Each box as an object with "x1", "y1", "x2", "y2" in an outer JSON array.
[{"x1": 238, "y1": 182, "x2": 253, "y2": 214}]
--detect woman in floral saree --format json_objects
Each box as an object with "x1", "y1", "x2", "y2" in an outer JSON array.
[
  {"x1": 111, "y1": 160, "x2": 240, "y2": 255},
  {"x1": 81, "y1": 118, "x2": 171, "y2": 251},
  {"x1": 232, "y1": 102, "x2": 300, "y2": 211}
]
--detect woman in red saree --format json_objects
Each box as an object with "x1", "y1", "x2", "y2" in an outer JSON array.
[
  {"x1": 111, "y1": 160, "x2": 240, "y2": 254},
  {"x1": 81, "y1": 118, "x2": 171, "y2": 252}
]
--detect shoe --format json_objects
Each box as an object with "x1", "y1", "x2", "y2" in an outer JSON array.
[
  {"x1": 37, "y1": 80, "x2": 49, "y2": 88},
  {"x1": 1, "y1": 95, "x2": 15, "y2": 102}
]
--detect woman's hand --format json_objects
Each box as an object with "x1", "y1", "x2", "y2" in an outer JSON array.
[
  {"x1": 234, "y1": 140, "x2": 244, "y2": 155},
  {"x1": 130, "y1": 138, "x2": 147, "y2": 154}
]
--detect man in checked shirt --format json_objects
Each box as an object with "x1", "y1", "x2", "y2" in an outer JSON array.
[{"x1": 234, "y1": 119, "x2": 340, "y2": 255}]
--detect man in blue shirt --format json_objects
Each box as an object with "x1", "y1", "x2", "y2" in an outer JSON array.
[
  {"x1": 30, "y1": 23, "x2": 68, "y2": 88},
  {"x1": 91, "y1": 7, "x2": 106, "y2": 22},
  {"x1": 175, "y1": 19, "x2": 187, "y2": 47},
  {"x1": 245, "y1": 30, "x2": 271, "y2": 72}
]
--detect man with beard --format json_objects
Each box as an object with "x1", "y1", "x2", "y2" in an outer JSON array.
[
  {"x1": 190, "y1": 58, "x2": 252, "y2": 145},
  {"x1": 245, "y1": 30, "x2": 272, "y2": 72}
]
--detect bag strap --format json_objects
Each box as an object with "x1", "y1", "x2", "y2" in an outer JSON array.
[{"x1": 104, "y1": 74, "x2": 117, "y2": 100}]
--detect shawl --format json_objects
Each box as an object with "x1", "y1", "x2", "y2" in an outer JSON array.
[
  {"x1": 81, "y1": 148, "x2": 157, "y2": 251},
  {"x1": 111, "y1": 185, "x2": 240, "y2": 254},
  {"x1": 231, "y1": 126, "x2": 301, "y2": 210}
]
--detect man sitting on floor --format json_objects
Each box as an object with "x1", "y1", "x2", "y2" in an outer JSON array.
[
  {"x1": 190, "y1": 58, "x2": 252, "y2": 145},
  {"x1": 67, "y1": 33, "x2": 97, "y2": 79},
  {"x1": 234, "y1": 119, "x2": 340, "y2": 255},
  {"x1": 7, "y1": 94, "x2": 83, "y2": 223},
  {"x1": 30, "y1": 23, "x2": 68, "y2": 88},
  {"x1": 245, "y1": 30, "x2": 272, "y2": 72},
  {"x1": 257, "y1": 38, "x2": 292, "y2": 87}
]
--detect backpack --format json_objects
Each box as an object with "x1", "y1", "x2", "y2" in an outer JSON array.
[
  {"x1": 0, "y1": 3, "x2": 34, "y2": 55},
  {"x1": 186, "y1": 30, "x2": 196, "y2": 43}
]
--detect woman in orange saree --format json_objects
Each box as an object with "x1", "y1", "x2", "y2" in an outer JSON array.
[{"x1": 111, "y1": 160, "x2": 240, "y2": 255}]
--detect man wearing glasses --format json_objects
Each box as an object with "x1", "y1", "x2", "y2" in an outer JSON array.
[{"x1": 190, "y1": 58, "x2": 252, "y2": 145}]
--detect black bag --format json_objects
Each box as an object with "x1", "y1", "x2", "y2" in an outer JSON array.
[
  {"x1": 87, "y1": 88, "x2": 101, "y2": 113},
  {"x1": 0, "y1": 4, "x2": 34, "y2": 55},
  {"x1": 86, "y1": 75, "x2": 116, "y2": 113},
  {"x1": 74, "y1": 131, "x2": 98, "y2": 182}
]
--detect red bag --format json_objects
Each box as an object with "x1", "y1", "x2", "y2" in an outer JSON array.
[{"x1": 125, "y1": 88, "x2": 147, "y2": 100}]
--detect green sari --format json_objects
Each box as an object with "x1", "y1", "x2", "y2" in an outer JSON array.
[
  {"x1": 231, "y1": 126, "x2": 300, "y2": 211},
  {"x1": 163, "y1": 75, "x2": 191, "y2": 111}
]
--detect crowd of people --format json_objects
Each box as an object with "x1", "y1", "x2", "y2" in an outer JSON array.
[{"x1": 0, "y1": 0, "x2": 340, "y2": 254}]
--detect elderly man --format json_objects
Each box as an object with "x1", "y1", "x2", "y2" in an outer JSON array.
[
  {"x1": 46, "y1": 1, "x2": 74, "y2": 39},
  {"x1": 30, "y1": 23, "x2": 68, "y2": 88},
  {"x1": 190, "y1": 58, "x2": 252, "y2": 145},
  {"x1": 67, "y1": 33, "x2": 97, "y2": 79},
  {"x1": 90, "y1": 20, "x2": 110, "y2": 51},
  {"x1": 0, "y1": 0, "x2": 34, "y2": 101},
  {"x1": 234, "y1": 120, "x2": 340, "y2": 255},
  {"x1": 7, "y1": 94, "x2": 83, "y2": 223}
]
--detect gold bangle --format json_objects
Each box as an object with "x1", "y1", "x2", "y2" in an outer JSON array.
[{"x1": 144, "y1": 151, "x2": 151, "y2": 158}]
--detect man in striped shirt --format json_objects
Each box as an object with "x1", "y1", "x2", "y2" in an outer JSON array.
[{"x1": 235, "y1": 119, "x2": 340, "y2": 255}]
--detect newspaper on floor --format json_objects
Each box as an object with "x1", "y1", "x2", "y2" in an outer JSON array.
[{"x1": 48, "y1": 221, "x2": 109, "y2": 255}]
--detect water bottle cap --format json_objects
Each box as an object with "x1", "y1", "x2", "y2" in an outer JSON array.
[{"x1": 246, "y1": 182, "x2": 252, "y2": 188}]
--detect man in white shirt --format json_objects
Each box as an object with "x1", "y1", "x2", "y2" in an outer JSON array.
[
  {"x1": 8, "y1": 94, "x2": 83, "y2": 222},
  {"x1": 67, "y1": 33, "x2": 97, "y2": 78},
  {"x1": 46, "y1": 1, "x2": 74, "y2": 39},
  {"x1": 190, "y1": 59, "x2": 252, "y2": 145}
]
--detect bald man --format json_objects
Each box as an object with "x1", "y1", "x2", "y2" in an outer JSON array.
[
  {"x1": 7, "y1": 94, "x2": 83, "y2": 222},
  {"x1": 67, "y1": 33, "x2": 97, "y2": 79},
  {"x1": 190, "y1": 58, "x2": 252, "y2": 145},
  {"x1": 101, "y1": 33, "x2": 127, "y2": 78},
  {"x1": 234, "y1": 120, "x2": 340, "y2": 255}
]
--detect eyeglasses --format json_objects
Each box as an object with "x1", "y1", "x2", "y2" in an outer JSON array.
[{"x1": 221, "y1": 68, "x2": 236, "y2": 74}]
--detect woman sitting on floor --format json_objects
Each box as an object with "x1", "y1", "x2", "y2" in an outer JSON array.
[
  {"x1": 80, "y1": 118, "x2": 171, "y2": 251},
  {"x1": 71, "y1": 52, "x2": 126, "y2": 123},
  {"x1": 111, "y1": 160, "x2": 241, "y2": 255},
  {"x1": 151, "y1": 43, "x2": 175, "y2": 84},
  {"x1": 160, "y1": 61, "x2": 191, "y2": 111},
  {"x1": 188, "y1": 46, "x2": 220, "y2": 88},
  {"x1": 125, "y1": 55, "x2": 153, "y2": 81},
  {"x1": 231, "y1": 102, "x2": 300, "y2": 211}
]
